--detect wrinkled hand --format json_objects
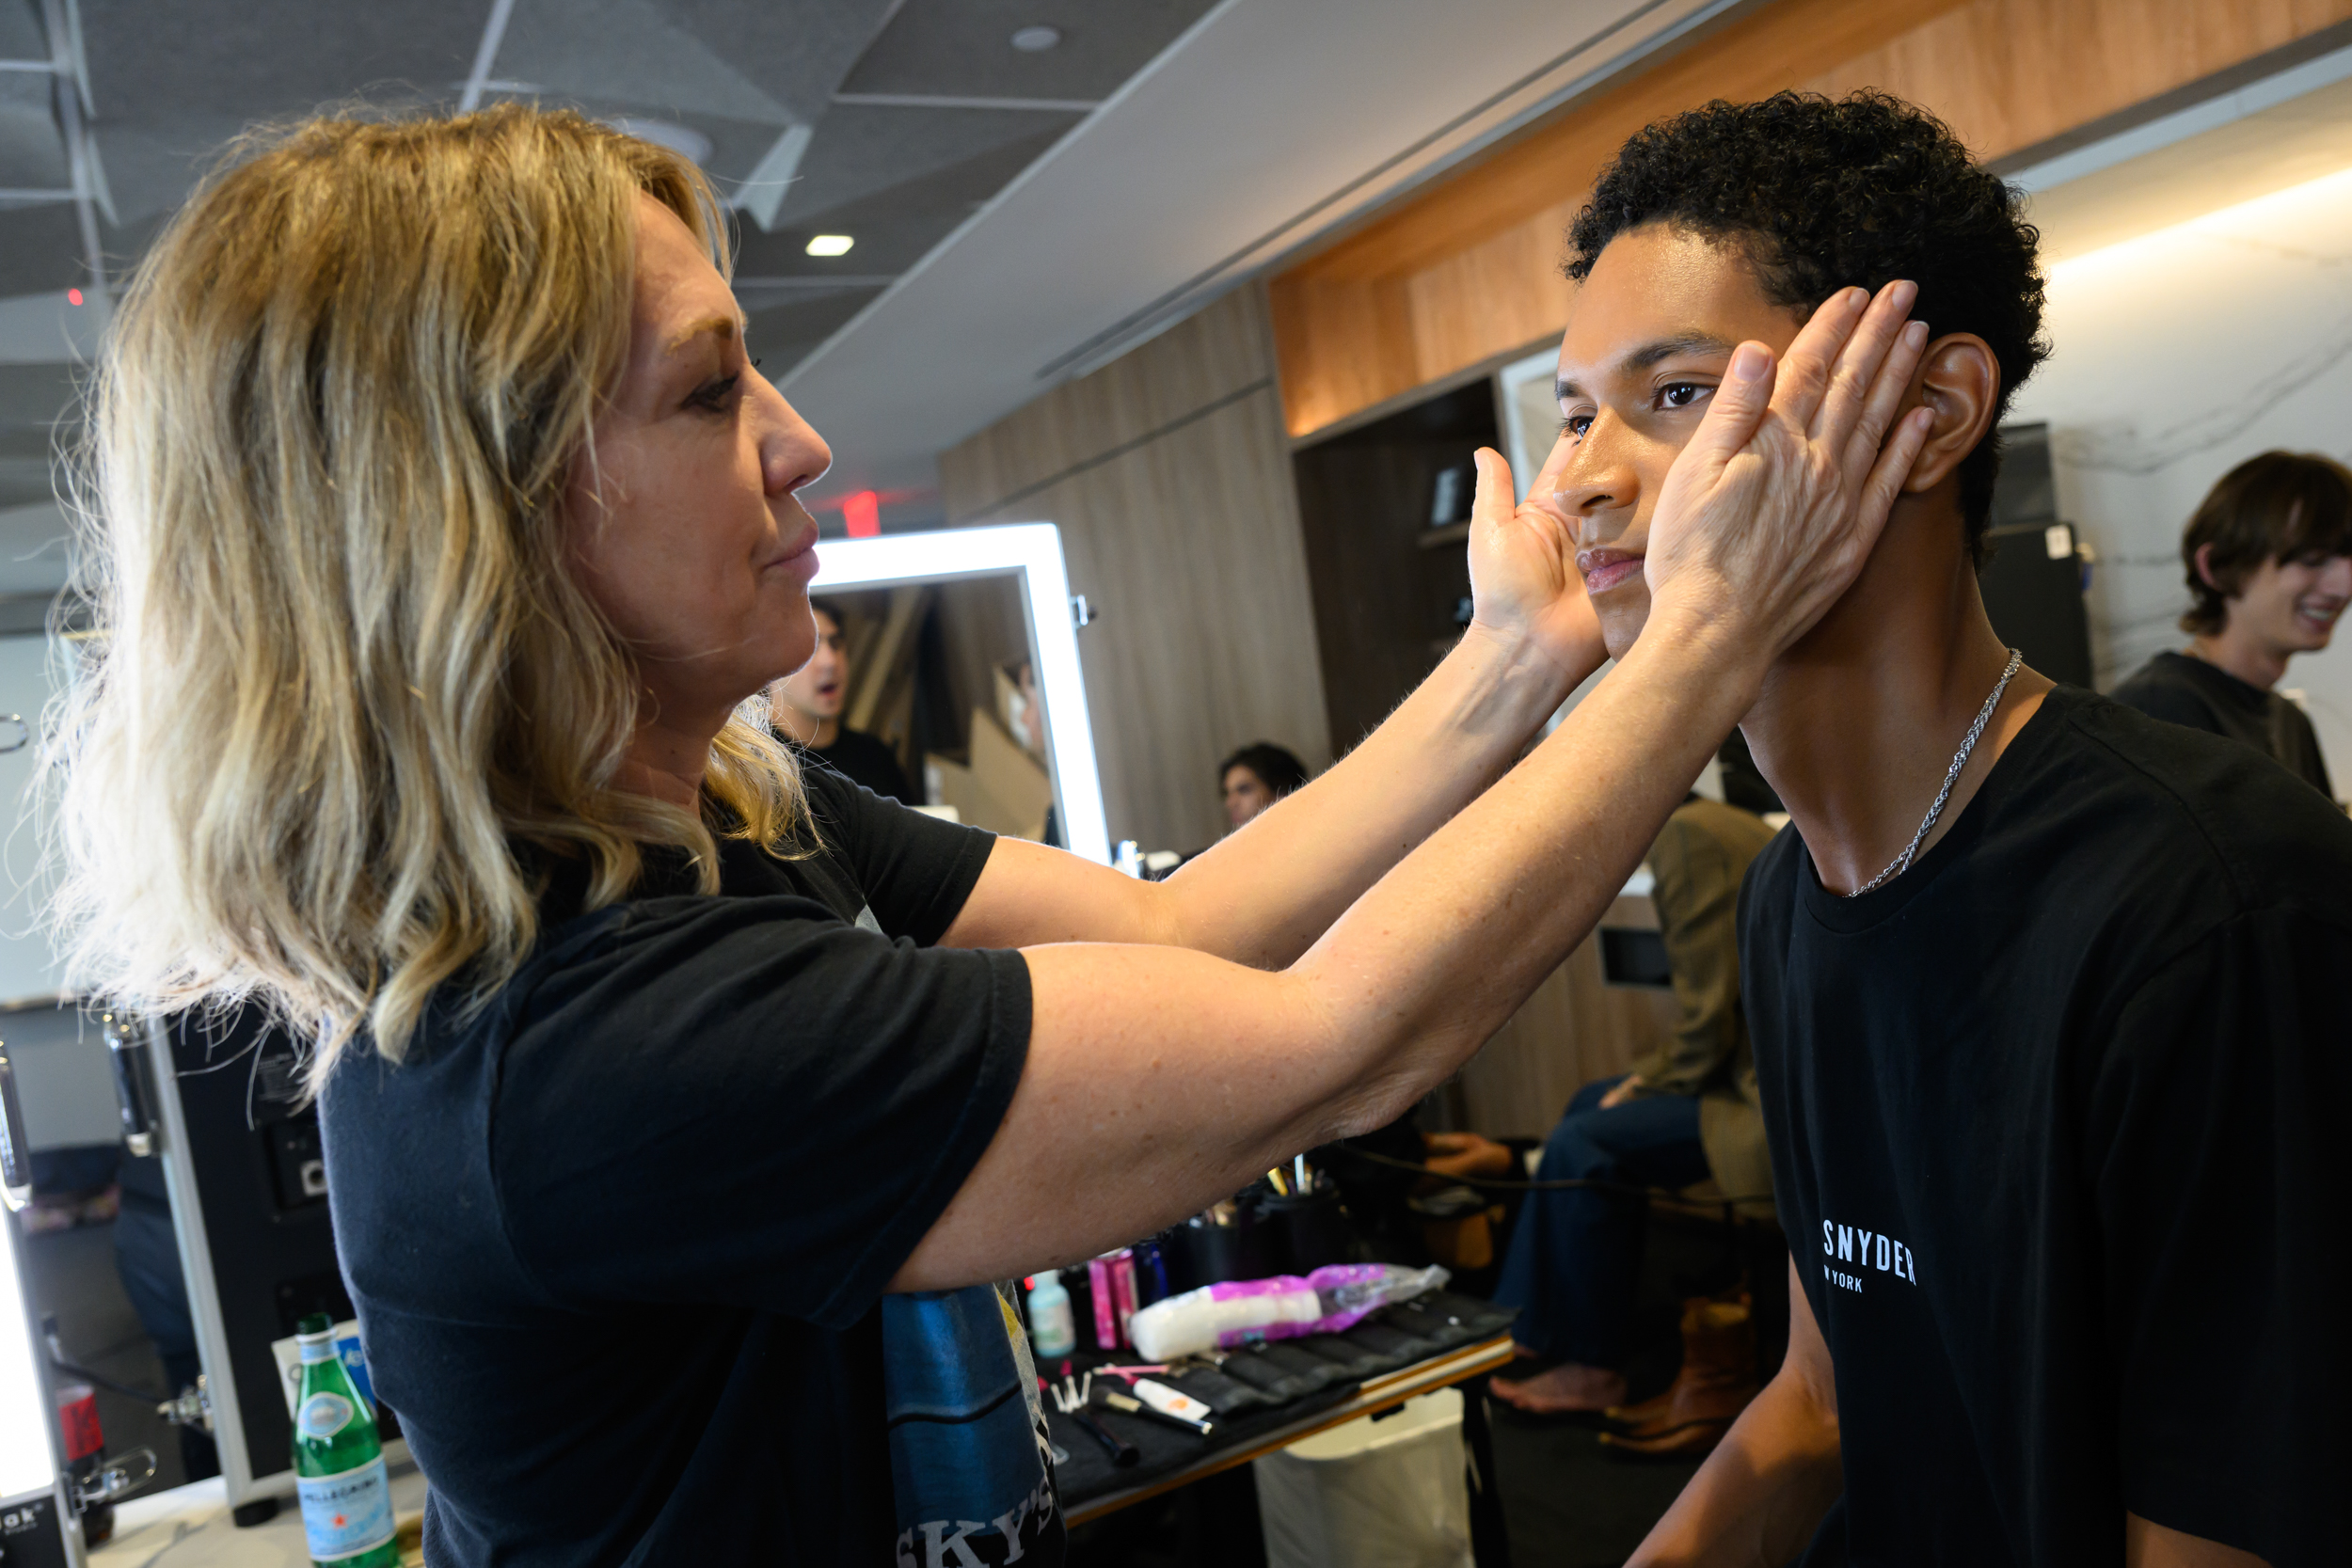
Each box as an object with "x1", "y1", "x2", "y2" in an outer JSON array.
[
  {"x1": 1643, "y1": 280, "x2": 1934, "y2": 659},
  {"x1": 1464, "y1": 438, "x2": 1607, "y2": 688}
]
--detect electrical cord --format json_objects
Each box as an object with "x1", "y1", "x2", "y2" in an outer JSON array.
[{"x1": 1330, "y1": 1146, "x2": 1774, "y2": 1207}]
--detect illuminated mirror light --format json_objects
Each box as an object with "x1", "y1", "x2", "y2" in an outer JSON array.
[
  {"x1": 810, "y1": 525, "x2": 1110, "y2": 864},
  {"x1": 804, "y1": 234, "x2": 854, "y2": 257}
]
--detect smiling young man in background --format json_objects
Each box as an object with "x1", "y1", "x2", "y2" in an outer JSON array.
[
  {"x1": 2110, "y1": 451, "x2": 2351, "y2": 800},
  {"x1": 1525, "y1": 91, "x2": 2351, "y2": 1567}
]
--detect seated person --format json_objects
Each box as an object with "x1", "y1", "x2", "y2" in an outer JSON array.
[
  {"x1": 1534, "y1": 89, "x2": 2350, "y2": 1567},
  {"x1": 1487, "y1": 786, "x2": 1775, "y2": 1421},
  {"x1": 1220, "y1": 742, "x2": 1310, "y2": 829},
  {"x1": 765, "y1": 596, "x2": 914, "y2": 801},
  {"x1": 2110, "y1": 451, "x2": 2349, "y2": 799}
]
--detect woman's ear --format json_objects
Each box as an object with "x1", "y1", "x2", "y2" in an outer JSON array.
[{"x1": 1899, "y1": 335, "x2": 2000, "y2": 495}]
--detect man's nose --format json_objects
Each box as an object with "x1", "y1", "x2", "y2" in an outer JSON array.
[{"x1": 1553, "y1": 414, "x2": 1639, "y2": 533}]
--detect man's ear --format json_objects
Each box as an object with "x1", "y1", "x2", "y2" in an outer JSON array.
[
  {"x1": 2192, "y1": 542, "x2": 2226, "y2": 595},
  {"x1": 1899, "y1": 335, "x2": 2000, "y2": 495}
]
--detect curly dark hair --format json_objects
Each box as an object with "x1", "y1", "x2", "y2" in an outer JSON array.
[{"x1": 1566, "y1": 90, "x2": 2049, "y2": 566}]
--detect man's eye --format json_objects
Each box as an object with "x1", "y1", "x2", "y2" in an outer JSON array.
[
  {"x1": 1562, "y1": 413, "x2": 1594, "y2": 439},
  {"x1": 1660, "y1": 382, "x2": 1708, "y2": 409}
]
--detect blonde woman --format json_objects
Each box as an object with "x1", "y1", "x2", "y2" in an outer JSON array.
[{"x1": 58, "y1": 106, "x2": 1928, "y2": 1564}]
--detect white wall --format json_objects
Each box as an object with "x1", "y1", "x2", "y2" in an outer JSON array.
[{"x1": 2008, "y1": 164, "x2": 2352, "y2": 789}]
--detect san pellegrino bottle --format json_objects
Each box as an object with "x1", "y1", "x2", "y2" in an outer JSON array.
[{"x1": 291, "y1": 1313, "x2": 399, "y2": 1567}]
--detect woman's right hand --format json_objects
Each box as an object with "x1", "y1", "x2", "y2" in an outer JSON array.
[{"x1": 1641, "y1": 280, "x2": 1934, "y2": 661}]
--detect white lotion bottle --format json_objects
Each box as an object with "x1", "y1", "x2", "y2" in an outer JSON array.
[{"x1": 1028, "y1": 1270, "x2": 1077, "y2": 1359}]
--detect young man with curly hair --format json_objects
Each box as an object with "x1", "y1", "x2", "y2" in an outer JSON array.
[{"x1": 1523, "y1": 91, "x2": 2351, "y2": 1567}]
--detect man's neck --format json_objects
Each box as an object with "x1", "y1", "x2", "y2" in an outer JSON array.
[
  {"x1": 1740, "y1": 500, "x2": 2055, "y2": 895},
  {"x1": 2186, "y1": 629, "x2": 2287, "y2": 692}
]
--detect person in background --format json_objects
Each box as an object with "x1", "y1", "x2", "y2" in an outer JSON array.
[
  {"x1": 2109, "y1": 451, "x2": 2350, "y2": 799},
  {"x1": 766, "y1": 596, "x2": 915, "y2": 801},
  {"x1": 1487, "y1": 781, "x2": 1775, "y2": 1444},
  {"x1": 1220, "y1": 741, "x2": 1310, "y2": 829}
]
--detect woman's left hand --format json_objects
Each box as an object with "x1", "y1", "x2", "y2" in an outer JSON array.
[{"x1": 1464, "y1": 438, "x2": 1607, "y2": 687}]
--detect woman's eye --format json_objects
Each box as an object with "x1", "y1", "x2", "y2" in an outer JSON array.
[
  {"x1": 689, "y1": 373, "x2": 742, "y2": 412},
  {"x1": 1561, "y1": 413, "x2": 1594, "y2": 439},
  {"x1": 1660, "y1": 382, "x2": 1708, "y2": 410}
]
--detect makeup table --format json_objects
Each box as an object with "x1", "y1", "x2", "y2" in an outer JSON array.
[{"x1": 1056, "y1": 1331, "x2": 1517, "y2": 1564}]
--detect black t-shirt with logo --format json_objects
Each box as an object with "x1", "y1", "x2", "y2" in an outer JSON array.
[
  {"x1": 322, "y1": 764, "x2": 1059, "y2": 1567},
  {"x1": 1741, "y1": 686, "x2": 2352, "y2": 1567}
]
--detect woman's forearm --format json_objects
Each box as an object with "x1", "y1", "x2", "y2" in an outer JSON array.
[
  {"x1": 1155, "y1": 622, "x2": 1590, "y2": 970},
  {"x1": 894, "y1": 615, "x2": 1758, "y2": 1289}
]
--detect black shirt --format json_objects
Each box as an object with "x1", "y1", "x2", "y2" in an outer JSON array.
[
  {"x1": 322, "y1": 766, "x2": 1045, "y2": 1566},
  {"x1": 2109, "y1": 649, "x2": 2332, "y2": 798},
  {"x1": 1741, "y1": 687, "x2": 2352, "y2": 1567},
  {"x1": 796, "y1": 726, "x2": 915, "y2": 803}
]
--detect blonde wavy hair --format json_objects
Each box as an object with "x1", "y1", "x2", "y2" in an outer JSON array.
[{"x1": 54, "y1": 105, "x2": 806, "y2": 1090}]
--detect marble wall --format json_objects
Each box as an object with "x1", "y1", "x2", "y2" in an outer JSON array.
[{"x1": 2009, "y1": 163, "x2": 2352, "y2": 789}]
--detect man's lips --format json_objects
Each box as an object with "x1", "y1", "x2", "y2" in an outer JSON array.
[
  {"x1": 2295, "y1": 596, "x2": 2345, "y2": 630},
  {"x1": 1578, "y1": 547, "x2": 1645, "y2": 595}
]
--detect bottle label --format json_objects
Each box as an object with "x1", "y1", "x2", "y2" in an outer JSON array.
[
  {"x1": 296, "y1": 1457, "x2": 394, "y2": 1560},
  {"x1": 296, "y1": 1391, "x2": 355, "y2": 1440}
]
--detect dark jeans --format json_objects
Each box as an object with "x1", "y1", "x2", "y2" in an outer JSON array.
[{"x1": 1493, "y1": 1076, "x2": 1708, "y2": 1369}]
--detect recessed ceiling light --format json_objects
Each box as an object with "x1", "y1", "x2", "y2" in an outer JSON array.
[
  {"x1": 805, "y1": 234, "x2": 855, "y2": 257},
  {"x1": 1009, "y1": 24, "x2": 1061, "y2": 51}
]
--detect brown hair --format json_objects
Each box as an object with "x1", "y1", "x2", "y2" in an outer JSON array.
[
  {"x1": 2181, "y1": 451, "x2": 2352, "y2": 634},
  {"x1": 56, "y1": 105, "x2": 807, "y2": 1093}
]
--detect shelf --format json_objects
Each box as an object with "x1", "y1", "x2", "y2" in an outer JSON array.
[{"x1": 1418, "y1": 521, "x2": 1471, "y2": 549}]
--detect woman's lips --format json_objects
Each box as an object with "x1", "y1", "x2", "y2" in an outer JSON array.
[{"x1": 1579, "y1": 549, "x2": 1645, "y2": 596}]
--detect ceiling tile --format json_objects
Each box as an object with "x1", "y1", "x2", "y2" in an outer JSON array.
[
  {"x1": 841, "y1": 0, "x2": 1215, "y2": 102},
  {"x1": 733, "y1": 119, "x2": 1065, "y2": 281},
  {"x1": 770, "y1": 101, "x2": 1078, "y2": 228}
]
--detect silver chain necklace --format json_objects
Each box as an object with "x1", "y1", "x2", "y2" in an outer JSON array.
[{"x1": 1845, "y1": 649, "x2": 2024, "y2": 897}]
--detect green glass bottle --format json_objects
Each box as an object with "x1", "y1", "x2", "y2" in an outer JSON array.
[{"x1": 290, "y1": 1313, "x2": 399, "y2": 1567}]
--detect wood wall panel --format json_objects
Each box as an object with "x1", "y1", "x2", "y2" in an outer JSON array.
[
  {"x1": 939, "y1": 285, "x2": 1330, "y2": 854},
  {"x1": 1271, "y1": 0, "x2": 2352, "y2": 436}
]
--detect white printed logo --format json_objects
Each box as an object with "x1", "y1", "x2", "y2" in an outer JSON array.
[{"x1": 1820, "y1": 1218, "x2": 1917, "y2": 1293}]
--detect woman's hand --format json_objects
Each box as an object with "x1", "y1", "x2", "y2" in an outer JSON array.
[
  {"x1": 1642, "y1": 280, "x2": 1934, "y2": 660},
  {"x1": 1464, "y1": 439, "x2": 1607, "y2": 688}
]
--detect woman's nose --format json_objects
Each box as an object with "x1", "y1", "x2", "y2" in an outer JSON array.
[{"x1": 755, "y1": 382, "x2": 833, "y2": 498}]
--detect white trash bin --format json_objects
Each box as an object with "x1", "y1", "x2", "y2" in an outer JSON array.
[{"x1": 1253, "y1": 1387, "x2": 1474, "y2": 1568}]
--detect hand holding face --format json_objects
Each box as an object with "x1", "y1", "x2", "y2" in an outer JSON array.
[
  {"x1": 1463, "y1": 437, "x2": 1608, "y2": 688},
  {"x1": 1640, "y1": 280, "x2": 1934, "y2": 661}
]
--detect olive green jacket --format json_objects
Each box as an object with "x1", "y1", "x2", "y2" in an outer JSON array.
[{"x1": 1624, "y1": 797, "x2": 1780, "y2": 1213}]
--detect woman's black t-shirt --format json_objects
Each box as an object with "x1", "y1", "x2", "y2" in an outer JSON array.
[
  {"x1": 320, "y1": 765, "x2": 1039, "y2": 1565},
  {"x1": 1742, "y1": 686, "x2": 2352, "y2": 1567}
]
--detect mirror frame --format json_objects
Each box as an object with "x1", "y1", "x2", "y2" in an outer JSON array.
[{"x1": 810, "y1": 523, "x2": 1111, "y2": 864}]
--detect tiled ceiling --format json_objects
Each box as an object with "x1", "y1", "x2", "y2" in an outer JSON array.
[{"x1": 0, "y1": 0, "x2": 1216, "y2": 591}]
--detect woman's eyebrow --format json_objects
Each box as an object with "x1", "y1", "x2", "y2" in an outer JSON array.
[{"x1": 663, "y1": 315, "x2": 739, "y2": 356}]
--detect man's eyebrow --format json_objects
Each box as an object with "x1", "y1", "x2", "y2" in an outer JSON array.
[
  {"x1": 663, "y1": 314, "x2": 739, "y2": 355},
  {"x1": 1620, "y1": 331, "x2": 1737, "y2": 372},
  {"x1": 1556, "y1": 331, "x2": 1740, "y2": 401}
]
